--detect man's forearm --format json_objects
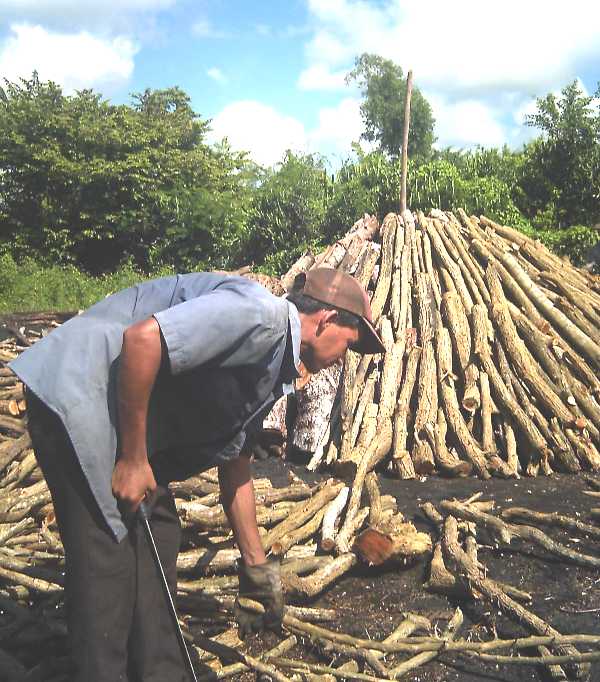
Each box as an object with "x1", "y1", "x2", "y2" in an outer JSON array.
[
  {"x1": 118, "y1": 317, "x2": 163, "y2": 460},
  {"x1": 112, "y1": 317, "x2": 163, "y2": 510},
  {"x1": 219, "y1": 456, "x2": 266, "y2": 566}
]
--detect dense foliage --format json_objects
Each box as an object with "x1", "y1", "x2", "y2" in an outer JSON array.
[
  {"x1": 346, "y1": 53, "x2": 436, "y2": 160},
  {"x1": 0, "y1": 72, "x2": 598, "y2": 312},
  {"x1": 0, "y1": 75, "x2": 254, "y2": 274}
]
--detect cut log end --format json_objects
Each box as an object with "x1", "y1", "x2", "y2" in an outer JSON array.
[{"x1": 354, "y1": 524, "x2": 432, "y2": 566}]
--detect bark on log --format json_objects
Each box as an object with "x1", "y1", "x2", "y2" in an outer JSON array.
[
  {"x1": 436, "y1": 326, "x2": 489, "y2": 478},
  {"x1": 320, "y1": 486, "x2": 350, "y2": 551},
  {"x1": 486, "y1": 263, "x2": 576, "y2": 426},
  {"x1": 441, "y1": 291, "x2": 480, "y2": 413},
  {"x1": 292, "y1": 362, "x2": 342, "y2": 453},
  {"x1": 354, "y1": 515, "x2": 431, "y2": 566},
  {"x1": 441, "y1": 515, "x2": 588, "y2": 679},
  {"x1": 392, "y1": 347, "x2": 420, "y2": 479},
  {"x1": 370, "y1": 214, "x2": 397, "y2": 321}
]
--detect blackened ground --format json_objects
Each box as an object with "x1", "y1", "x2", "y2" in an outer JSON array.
[{"x1": 249, "y1": 457, "x2": 600, "y2": 682}]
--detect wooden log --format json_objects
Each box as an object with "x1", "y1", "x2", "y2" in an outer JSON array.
[
  {"x1": 354, "y1": 515, "x2": 431, "y2": 566},
  {"x1": 320, "y1": 486, "x2": 350, "y2": 551},
  {"x1": 271, "y1": 506, "x2": 328, "y2": 557},
  {"x1": 424, "y1": 409, "x2": 472, "y2": 477},
  {"x1": 422, "y1": 215, "x2": 474, "y2": 312},
  {"x1": 442, "y1": 291, "x2": 480, "y2": 412},
  {"x1": 367, "y1": 613, "x2": 431, "y2": 662},
  {"x1": 501, "y1": 417, "x2": 520, "y2": 476},
  {"x1": 282, "y1": 252, "x2": 316, "y2": 290},
  {"x1": 509, "y1": 302, "x2": 600, "y2": 437},
  {"x1": 292, "y1": 362, "x2": 342, "y2": 453},
  {"x1": 284, "y1": 553, "x2": 357, "y2": 598},
  {"x1": 0, "y1": 414, "x2": 27, "y2": 434},
  {"x1": 334, "y1": 507, "x2": 370, "y2": 555},
  {"x1": 341, "y1": 364, "x2": 377, "y2": 463},
  {"x1": 445, "y1": 213, "x2": 491, "y2": 302},
  {"x1": 501, "y1": 507, "x2": 600, "y2": 540},
  {"x1": 391, "y1": 347, "x2": 420, "y2": 479},
  {"x1": 0, "y1": 432, "x2": 31, "y2": 474},
  {"x1": 441, "y1": 500, "x2": 600, "y2": 569},
  {"x1": 369, "y1": 213, "x2": 397, "y2": 321},
  {"x1": 0, "y1": 400, "x2": 21, "y2": 417},
  {"x1": 412, "y1": 336, "x2": 437, "y2": 475},
  {"x1": 486, "y1": 263, "x2": 576, "y2": 425},
  {"x1": 353, "y1": 242, "x2": 381, "y2": 290},
  {"x1": 489, "y1": 245, "x2": 600, "y2": 370},
  {"x1": 396, "y1": 215, "x2": 414, "y2": 341},
  {"x1": 177, "y1": 543, "x2": 316, "y2": 574},
  {"x1": 539, "y1": 270, "x2": 600, "y2": 327},
  {"x1": 364, "y1": 472, "x2": 381, "y2": 527},
  {"x1": 388, "y1": 608, "x2": 463, "y2": 680},
  {"x1": 435, "y1": 326, "x2": 489, "y2": 478},
  {"x1": 437, "y1": 221, "x2": 485, "y2": 308},
  {"x1": 263, "y1": 481, "x2": 344, "y2": 552},
  {"x1": 1, "y1": 451, "x2": 38, "y2": 491},
  {"x1": 565, "y1": 429, "x2": 600, "y2": 470},
  {"x1": 479, "y1": 371, "x2": 495, "y2": 454},
  {"x1": 441, "y1": 515, "x2": 588, "y2": 679},
  {"x1": 389, "y1": 215, "x2": 405, "y2": 331}
]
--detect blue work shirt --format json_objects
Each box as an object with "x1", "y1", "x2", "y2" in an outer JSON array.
[{"x1": 10, "y1": 273, "x2": 301, "y2": 541}]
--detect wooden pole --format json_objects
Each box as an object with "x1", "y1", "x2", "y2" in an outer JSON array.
[{"x1": 400, "y1": 69, "x2": 413, "y2": 213}]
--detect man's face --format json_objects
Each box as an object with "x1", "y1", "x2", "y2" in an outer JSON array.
[{"x1": 301, "y1": 312, "x2": 361, "y2": 373}]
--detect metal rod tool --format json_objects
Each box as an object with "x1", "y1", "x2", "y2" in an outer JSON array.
[{"x1": 138, "y1": 500, "x2": 199, "y2": 682}]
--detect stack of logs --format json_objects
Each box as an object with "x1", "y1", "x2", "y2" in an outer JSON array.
[
  {"x1": 2, "y1": 207, "x2": 600, "y2": 680},
  {"x1": 0, "y1": 331, "x2": 434, "y2": 679},
  {"x1": 288, "y1": 209, "x2": 600, "y2": 482}
]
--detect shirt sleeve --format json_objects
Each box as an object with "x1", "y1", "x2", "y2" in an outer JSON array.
[{"x1": 153, "y1": 285, "x2": 284, "y2": 375}]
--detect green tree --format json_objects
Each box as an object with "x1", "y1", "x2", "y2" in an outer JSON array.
[
  {"x1": 244, "y1": 152, "x2": 330, "y2": 274},
  {"x1": 522, "y1": 80, "x2": 600, "y2": 228},
  {"x1": 346, "y1": 53, "x2": 436, "y2": 160},
  {"x1": 0, "y1": 75, "x2": 254, "y2": 273}
]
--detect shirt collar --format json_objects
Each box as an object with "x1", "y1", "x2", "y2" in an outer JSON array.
[{"x1": 280, "y1": 300, "x2": 302, "y2": 388}]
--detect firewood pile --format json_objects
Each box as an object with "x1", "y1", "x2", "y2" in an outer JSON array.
[
  {"x1": 286, "y1": 209, "x2": 600, "y2": 482},
  {"x1": 1, "y1": 209, "x2": 600, "y2": 680}
]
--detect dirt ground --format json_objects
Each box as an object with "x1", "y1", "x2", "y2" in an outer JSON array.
[{"x1": 247, "y1": 457, "x2": 600, "y2": 682}]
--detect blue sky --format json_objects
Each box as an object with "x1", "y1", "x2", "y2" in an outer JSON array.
[{"x1": 1, "y1": 1, "x2": 599, "y2": 168}]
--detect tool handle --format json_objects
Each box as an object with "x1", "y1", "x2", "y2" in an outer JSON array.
[{"x1": 138, "y1": 499, "x2": 151, "y2": 522}]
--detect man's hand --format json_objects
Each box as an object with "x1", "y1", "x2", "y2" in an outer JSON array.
[
  {"x1": 111, "y1": 458, "x2": 157, "y2": 513},
  {"x1": 234, "y1": 559, "x2": 284, "y2": 638}
]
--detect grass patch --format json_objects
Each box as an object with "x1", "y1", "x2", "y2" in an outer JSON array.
[{"x1": 0, "y1": 254, "x2": 174, "y2": 313}]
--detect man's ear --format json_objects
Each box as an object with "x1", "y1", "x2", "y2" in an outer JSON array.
[{"x1": 316, "y1": 309, "x2": 338, "y2": 336}]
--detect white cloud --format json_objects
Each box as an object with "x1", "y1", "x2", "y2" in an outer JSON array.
[
  {"x1": 303, "y1": 0, "x2": 600, "y2": 96},
  {"x1": 308, "y1": 97, "x2": 363, "y2": 153},
  {"x1": 0, "y1": 0, "x2": 175, "y2": 32},
  {"x1": 298, "y1": 64, "x2": 346, "y2": 91},
  {"x1": 207, "y1": 67, "x2": 227, "y2": 85},
  {"x1": 208, "y1": 98, "x2": 368, "y2": 168},
  {"x1": 427, "y1": 95, "x2": 506, "y2": 149},
  {"x1": 0, "y1": 24, "x2": 137, "y2": 92},
  {"x1": 299, "y1": 0, "x2": 600, "y2": 149},
  {"x1": 191, "y1": 19, "x2": 229, "y2": 39},
  {"x1": 208, "y1": 101, "x2": 308, "y2": 167}
]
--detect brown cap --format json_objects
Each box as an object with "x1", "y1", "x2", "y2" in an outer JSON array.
[{"x1": 291, "y1": 268, "x2": 386, "y2": 354}]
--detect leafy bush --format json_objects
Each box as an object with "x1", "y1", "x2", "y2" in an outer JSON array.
[
  {"x1": 244, "y1": 152, "x2": 331, "y2": 275},
  {"x1": 0, "y1": 253, "x2": 173, "y2": 312},
  {"x1": 523, "y1": 225, "x2": 599, "y2": 266}
]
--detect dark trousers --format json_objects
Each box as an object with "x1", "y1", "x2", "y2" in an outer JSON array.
[{"x1": 27, "y1": 393, "x2": 187, "y2": 682}]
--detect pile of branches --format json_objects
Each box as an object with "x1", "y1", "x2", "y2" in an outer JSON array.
[
  {"x1": 2, "y1": 209, "x2": 600, "y2": 680},
  {"x1": 287, "y1": 209, "x2": 600, "y2": 481},
  {"x1": 421, "y1": 490, "x2": 600, "y2": 681},
  {"x1": 0, "y1": 337, "x2": 433, "y2": 679}
]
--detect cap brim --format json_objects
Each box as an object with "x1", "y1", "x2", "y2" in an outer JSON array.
[{"x1": 354, "y1": 317, "x2": 386, "y2": 354}]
